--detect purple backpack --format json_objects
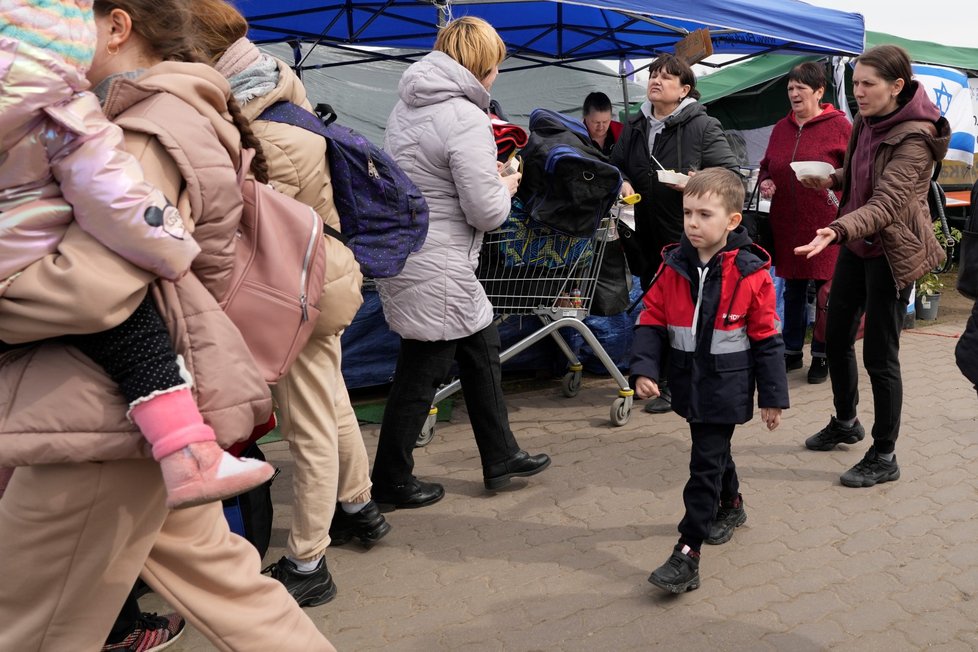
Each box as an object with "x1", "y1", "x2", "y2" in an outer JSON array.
[{"x1": 258, "y1": 101, "x2": 429, "y2": 279}]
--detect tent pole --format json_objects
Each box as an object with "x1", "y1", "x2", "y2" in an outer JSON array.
[{"x1": 619, "y1": 58, "x2": 630, "y2": 113}]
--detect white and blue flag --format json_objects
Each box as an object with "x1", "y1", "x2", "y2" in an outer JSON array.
[{"x1": 913, "y1": 64, "x2": 976, "y2": 166}]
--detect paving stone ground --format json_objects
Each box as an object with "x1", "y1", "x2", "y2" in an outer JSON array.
[{"x1": 155, "y1": 317, "x2": 978, "y2": 651}]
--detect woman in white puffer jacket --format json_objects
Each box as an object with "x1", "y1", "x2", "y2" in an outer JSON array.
[{"x1": 372, "y1": 17, "x2": 550, "y2": 508}]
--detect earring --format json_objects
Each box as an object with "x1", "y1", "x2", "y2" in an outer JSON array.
[{"x1": 107, "y1": 42, "x2": 119, "y2": 56}]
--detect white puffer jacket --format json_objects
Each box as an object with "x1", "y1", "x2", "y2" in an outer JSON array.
[{"x1": 378, "y1": 51, "x2": 510, "y2": 341}]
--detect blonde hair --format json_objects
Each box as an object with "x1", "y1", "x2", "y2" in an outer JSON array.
[
  {"x1": 684, "y1": 168, "x2": 745, "y2": 215},
  {"x1": 434, "y1": 16, "x2": 505, "y2": 81}
]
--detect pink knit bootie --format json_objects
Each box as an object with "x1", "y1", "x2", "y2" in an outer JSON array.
[{"x1": 130, "y1": 389, "x2": 275, "y2": 510}]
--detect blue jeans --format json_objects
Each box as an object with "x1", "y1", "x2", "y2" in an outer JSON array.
[{"x1": 781, "y1": 279, "x2": 826, "y2": 357}]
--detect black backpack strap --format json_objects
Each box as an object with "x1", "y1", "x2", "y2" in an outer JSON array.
[
  {"x1": 257, "y1": 101, "x2": 333, "y2": 138},
  {"x1": 322, "y1": 222, "x2": 348, "y2": 245}
]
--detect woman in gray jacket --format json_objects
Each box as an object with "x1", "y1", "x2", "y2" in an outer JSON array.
[{"x1": 372, "y1": 17, "x2": 550, "y2": 508}]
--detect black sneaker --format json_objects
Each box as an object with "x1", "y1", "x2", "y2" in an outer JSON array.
[
  {"x1": 705, "y1": 495, "x2": 747, "y2": 545},
  {"x1": 785, "y1": 353, "x2": 803, "y2": 371},
  {"x1": 648, "y1": 544, "x2": 700, "y2": 594},
  {"x1": 807, "y1": 357, "x2": 828, "y2": 384},
  {"x1": 329, "y1": 500, "x2": 392, "y2": 547},
  {"x1": 840, "y1": 447, "x2": 900, "y2": 488},
  {"x1": 643, "y1": 387, "x2": 672, "y2": 414},
  {"x1": 804, "y1": 417, "x2": 865, "y2": 451},
  {"x1": 262, "y1": 556, "x2": 337, "y2": 607}
]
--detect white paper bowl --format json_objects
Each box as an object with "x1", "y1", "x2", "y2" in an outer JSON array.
[
  {"x1": 790, "y1": 161, "x2": 834, "y2": 180},
  {"x1": 656, "y1": 170, "x2": 690, "y2": 185}
]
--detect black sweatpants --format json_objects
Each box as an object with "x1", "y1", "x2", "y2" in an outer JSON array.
[
  {"x1": 371, "y1": 323, "x2": 520, "y2": 488},
  {"x1": 65, "y1": 295, "x2": 185, "y2": 404},
  {"x1": 678, "y1": 422, "x2": 739, "y2": 552},
  {"x1": 824, "y1": 248, "x2": 912, "y2": 454}
]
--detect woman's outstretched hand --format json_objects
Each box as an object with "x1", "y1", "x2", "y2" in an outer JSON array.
[{"x1": 794, "y1": 227, "x2": 838, "y2": 259}]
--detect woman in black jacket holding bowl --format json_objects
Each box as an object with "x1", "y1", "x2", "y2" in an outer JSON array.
[{"x1": 613, "y1": 54, "x2": 740, "y2": 413}]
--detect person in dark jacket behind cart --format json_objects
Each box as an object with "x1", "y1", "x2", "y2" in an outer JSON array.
[
  {"x1": 630, "y1": 168, "x2": 789, "y2": 594},
  {"x1": 612, "y1": 54, "x2": 740, "y2": 414}
]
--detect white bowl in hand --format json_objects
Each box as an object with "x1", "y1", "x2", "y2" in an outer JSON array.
[
  {"x1": 790, "y1": 161, "x2": 834, "y2": 180},
  {"x1": 656, "y1": 169, "x2": 690, "y2": 186}
]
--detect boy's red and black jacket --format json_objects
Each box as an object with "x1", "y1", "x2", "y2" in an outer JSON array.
[{"x1": 629, "y1": 226, "x2": 789, "y2": 424}]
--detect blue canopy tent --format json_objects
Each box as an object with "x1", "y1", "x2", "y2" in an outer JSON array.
[
  {"x1": 235, "y1": 0, "x2": 865, "y2": 71},
  {"x1": 232, "y1": 0, "x2": 865, "y2": 388}
]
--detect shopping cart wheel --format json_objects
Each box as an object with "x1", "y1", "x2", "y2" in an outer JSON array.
[
  {"x1": 562, "y1": 370, "x2": 582, "y2": 398},
  {"x1": 610, "y1": 396, "x2": 631, "y2": 427},
  {"x1": 416, "y1": 413, "x2": 437, "y2": 448}
]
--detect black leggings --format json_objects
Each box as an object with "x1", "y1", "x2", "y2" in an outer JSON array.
[{"x1": 65, "y1": 295, "x2": 185, "y2": 404}]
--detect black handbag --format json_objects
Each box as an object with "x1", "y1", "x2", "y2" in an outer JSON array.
[
  {"x1": 590, "y1": 236, "x2": 632, "y2": 316},
  {"x1": 956, "y1": 182, "x2": 978, "y2": 299},
  {"x1": 741, "y1": 183, "x2": 775, "y2": 256}
]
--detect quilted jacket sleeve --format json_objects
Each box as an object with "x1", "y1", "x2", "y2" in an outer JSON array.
[
  {"x1": 47, "y1": 93, "x2": 200, "y2": 281},
  {"x1": 445, "y1": 102, "x2": 511, "y2": 232}
]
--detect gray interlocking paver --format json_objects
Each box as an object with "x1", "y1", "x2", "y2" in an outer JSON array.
[{"x1": 151, "y1": 316, "x2": 978, "y2": 650}]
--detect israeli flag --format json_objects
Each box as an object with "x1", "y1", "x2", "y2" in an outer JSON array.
[{"x1": 913, "y1": 64, "x2": 977, "y2": 166}]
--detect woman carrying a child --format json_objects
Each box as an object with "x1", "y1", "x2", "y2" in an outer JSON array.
[{"x1": 0, "y1": 1, "x2": 334, "y2": 649}]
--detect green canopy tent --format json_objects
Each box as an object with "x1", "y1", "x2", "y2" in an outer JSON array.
[{"x1": 693, "y1": 32, "x2": 978, "y2": 183}]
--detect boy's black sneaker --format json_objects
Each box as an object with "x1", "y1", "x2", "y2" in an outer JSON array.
[
  {"x1": 706, "y1": 495, "x2": 746, "y2": 545},
  {"x1": 807, "y1": 357, "x2": 828, "y2": 384},
  {"x1": 329, "y1": 500, "x2": 392, "y2": 547},
  {"x1": 262, "y1": 556, "x2": 337, "y2": 607},
  {"x1": 805, "y1": 416, "x2": 865, "y2": 451},
  {"x1": 840, "y1": 447, "x2": 900, "y2": 488},
  {"x1": 785, "y1": 353, "x2": 803, "y2": 371},
  {"x1": 648, "y1": 544, "x2": 700, "y2": 594}
]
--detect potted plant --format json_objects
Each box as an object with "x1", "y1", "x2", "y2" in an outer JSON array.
[
  {"x1": 915, "y1": 272, "x2": 943, "y2": 320},
  {"x1": 933, "y1": 221, "x2": 963, "y2": 273}
]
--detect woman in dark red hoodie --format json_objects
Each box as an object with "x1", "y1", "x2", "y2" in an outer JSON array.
[
  {"x1": 795, "y1": 45, "x2": 950, "y2": 489},
  {"x1": 758, "y1": 62, "x2": 851, "y2": 384}
]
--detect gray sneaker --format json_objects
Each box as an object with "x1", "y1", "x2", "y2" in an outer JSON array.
[
  {"x1": 805, "y1": 417, "x2": 865, "y2": 451},
  {"x1": 840, "y1": 447, "x2": 900, "y2": 488}
]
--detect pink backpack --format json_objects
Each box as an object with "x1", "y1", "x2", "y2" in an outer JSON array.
[{"x1": 221, "y1": 149, "x2": 327, "y2": 383}]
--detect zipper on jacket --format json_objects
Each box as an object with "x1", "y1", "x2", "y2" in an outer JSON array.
[
  {"x1": 723, "y1": 274, "x2": 747, "y2": 326},
  {"x1": 367, "y1": 158, "x2": 379, "y2": 179},
  {"x1": 299, "y1": 206, "x2": 319, "y2": 322}
]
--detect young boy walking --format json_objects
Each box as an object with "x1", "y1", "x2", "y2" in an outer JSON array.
[{"x1": 630, "y1": 168, "x2": 789, "y2": 593}]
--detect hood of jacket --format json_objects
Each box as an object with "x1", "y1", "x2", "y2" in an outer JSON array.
[
  {"x1": 628, "y1": 98, "x2": 709, "y2": 131},
  {"x1": 664, "y1": 225, "x2": 770, "y2": 283},
  {"x1": 0, "y1": 37, "x2": 88, "y2": 152},
  {"x1": 100, "y1": 61, "x2": 242, "y2": 171},
  {"x1": 398, "y1": 51, "x2": 490, "y2": 111}
]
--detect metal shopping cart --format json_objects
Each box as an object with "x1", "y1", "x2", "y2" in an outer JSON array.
[{"x1": 416, "y1": 198, "x2": 638, "y2": 447}]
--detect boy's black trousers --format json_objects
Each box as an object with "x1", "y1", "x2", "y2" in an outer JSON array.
[{"x1": 678, "y1": 422, "x2": 739, "y2": 551}]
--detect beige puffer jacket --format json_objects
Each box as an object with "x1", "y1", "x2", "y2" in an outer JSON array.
[
  {"x1": 238, "y1": 56, "x2": 363, "y2": 336},
  {"x1": 0, "y1": 62, "x2": 271, "y2": 466}
]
